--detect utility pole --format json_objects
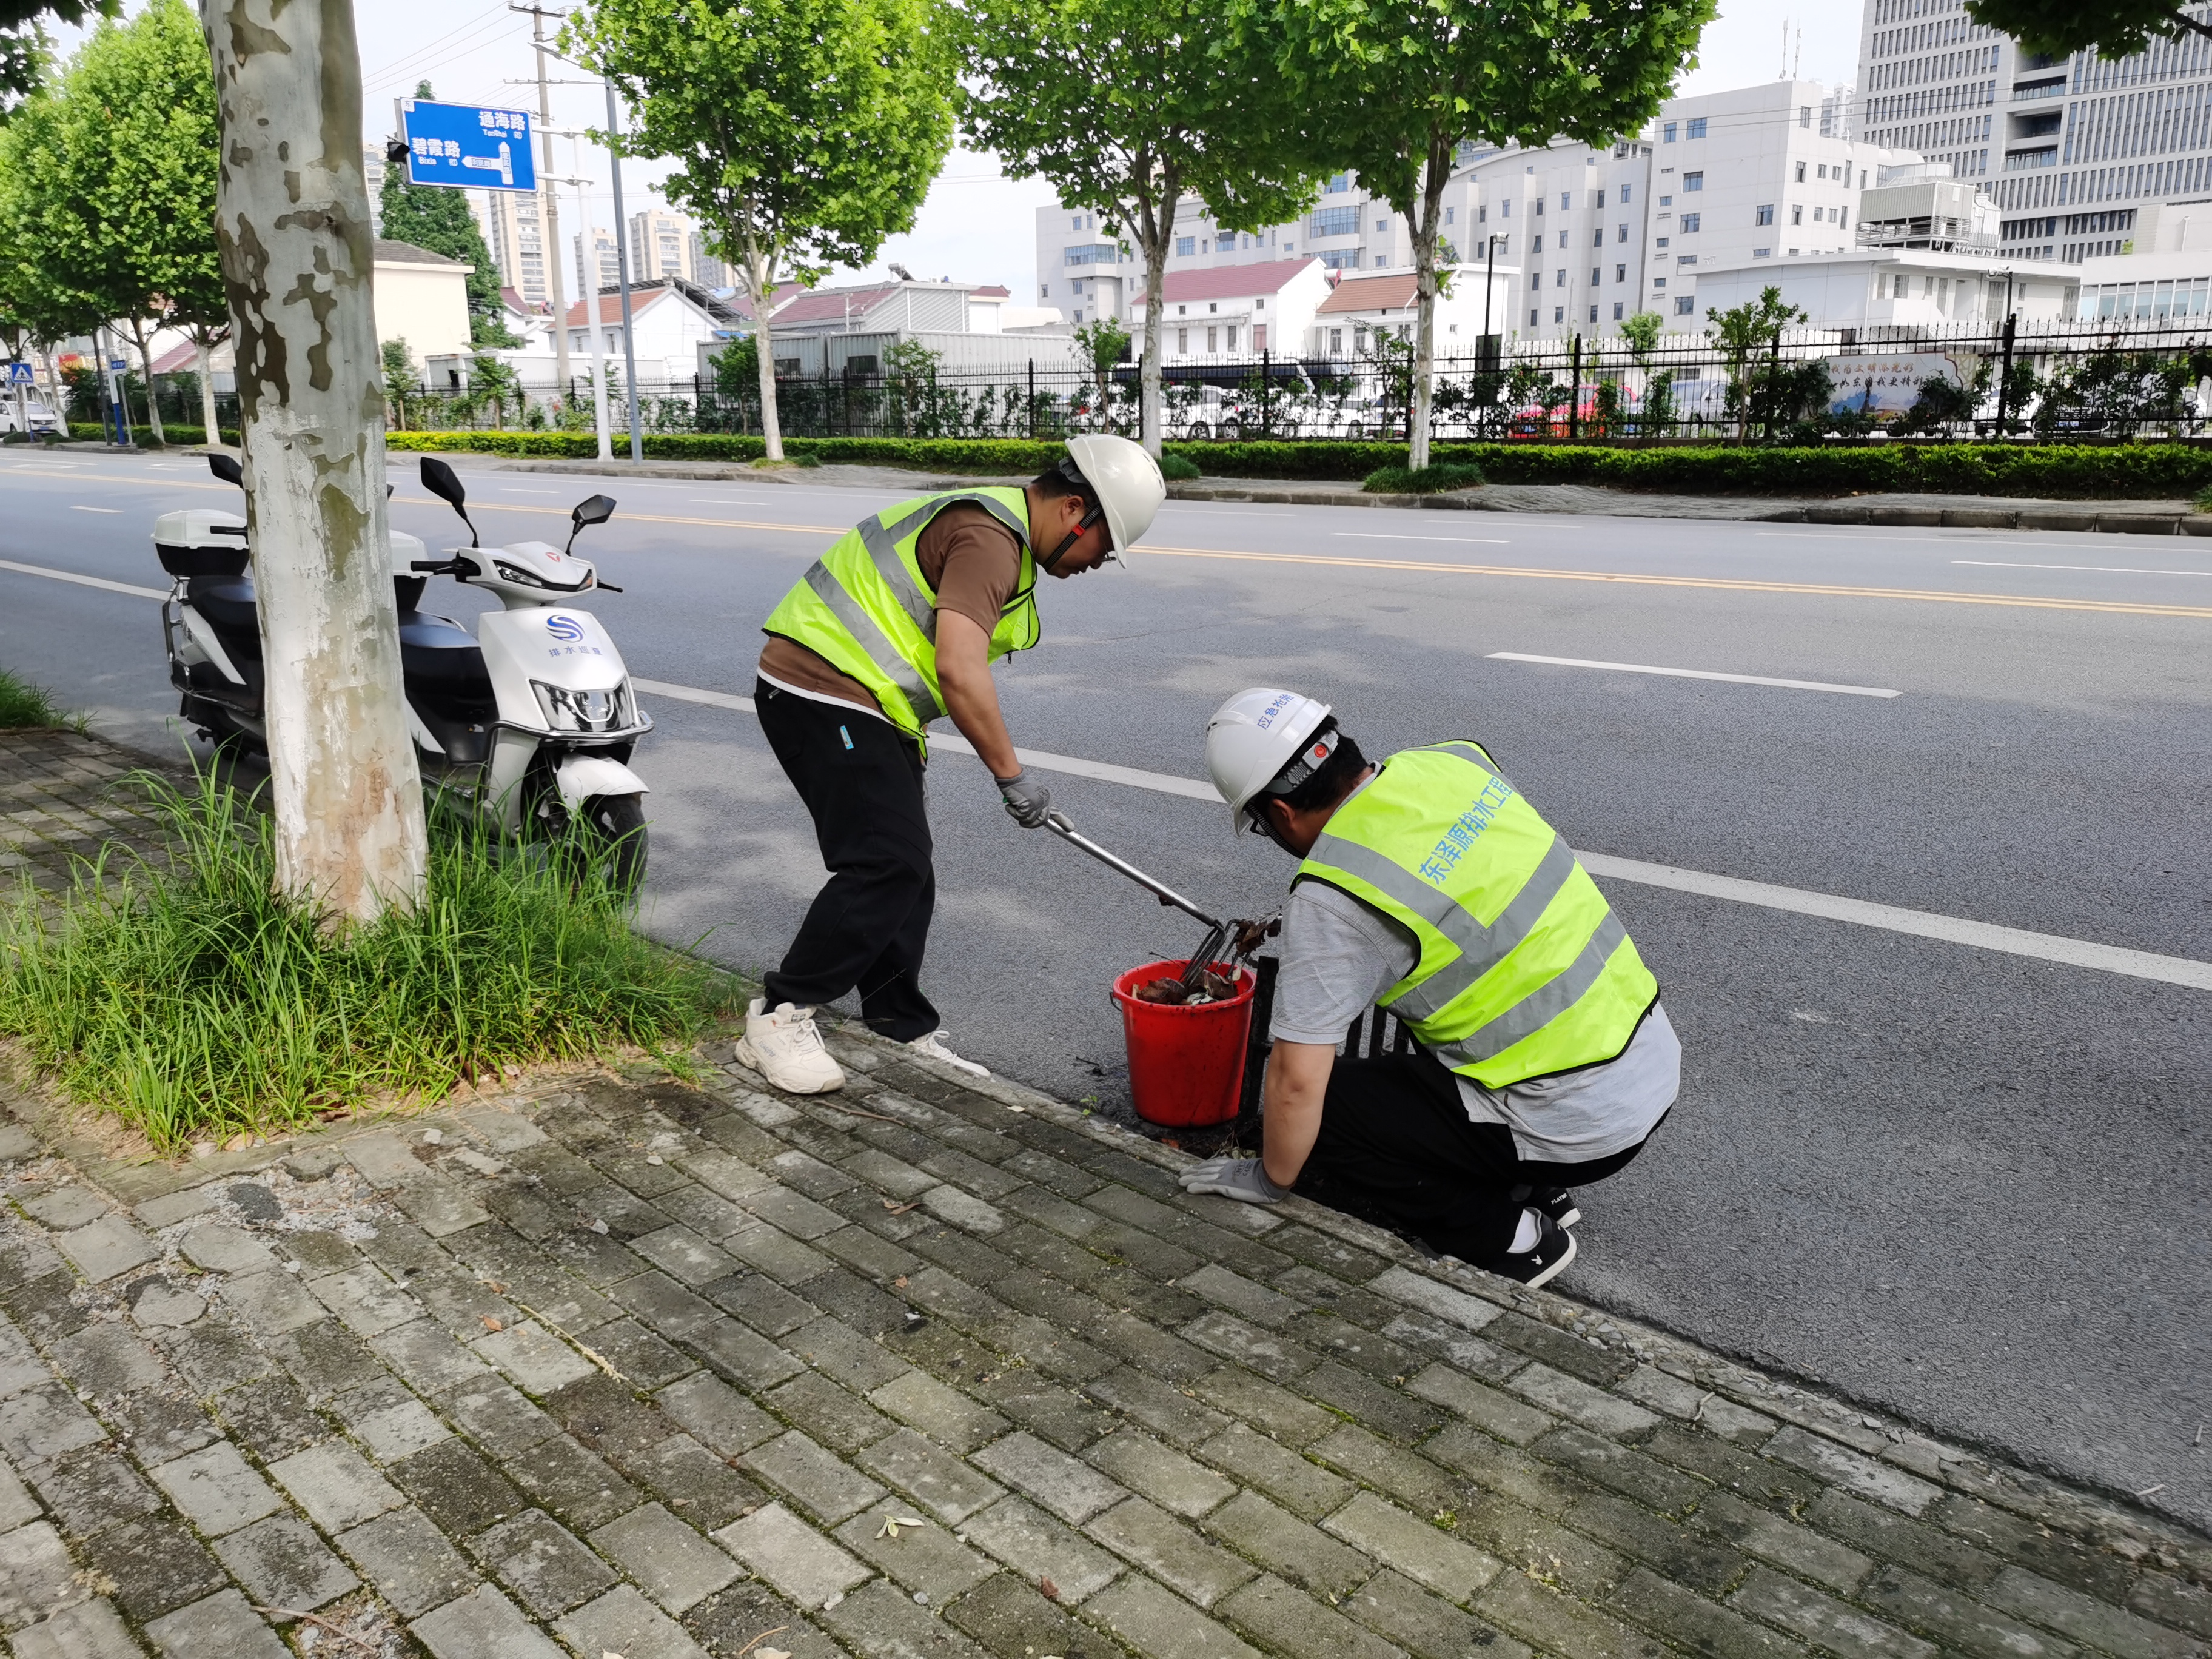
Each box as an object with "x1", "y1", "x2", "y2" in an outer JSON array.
[
  {"x1": 563, "y1": 132, "x2": 611, "y2": 460},
  {"x1": 604, "y1": 78, "x2": 643, "y2": 461},
  {"x1": 512, "y1": 4, "x2": 572, "y2": 406}
]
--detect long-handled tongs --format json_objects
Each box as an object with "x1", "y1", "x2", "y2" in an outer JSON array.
[{"x1": 1045, "y1": 812, "x2": 1228, "y2": 988}]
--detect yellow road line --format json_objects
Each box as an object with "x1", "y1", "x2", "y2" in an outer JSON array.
[
  {"x1": 14, "y1": 464, "x2": 2207, "y2": 617},
  {"x1": 1136, "y1": 545, "x2": 2212, "y2": 620}
]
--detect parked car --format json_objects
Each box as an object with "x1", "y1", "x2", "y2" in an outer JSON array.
[{"x1": 0, "y1": 396, "x2": 64, "y2": 437}]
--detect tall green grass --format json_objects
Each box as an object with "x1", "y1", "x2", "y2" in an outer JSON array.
[
  {"x1": 0, "y1": 769, "x2": 731, "y2": 1148},
  {"x1": 0, "y1": 668, "x2": 69, "y2": 729}
]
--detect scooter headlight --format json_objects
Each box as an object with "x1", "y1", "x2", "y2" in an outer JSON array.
[{"x1": 531, "y1": 679, "x2": 634, "y2": 732}]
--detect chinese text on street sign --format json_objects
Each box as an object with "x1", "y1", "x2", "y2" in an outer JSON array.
[{"x1": 401, "y1": 100, "x2": 536, "y2": 193}]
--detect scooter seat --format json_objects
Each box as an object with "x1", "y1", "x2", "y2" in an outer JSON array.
[
  {"x1": 186, "y1": 573, "x2": 260, "y2": 636},
  {"x1": 397, "y1": 612, "x2": 491, "y2": 689}
]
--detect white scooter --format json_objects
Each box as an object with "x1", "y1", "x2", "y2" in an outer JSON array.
[{"x1": 156, "y1": 453, "x2": 653, "y2": 888}]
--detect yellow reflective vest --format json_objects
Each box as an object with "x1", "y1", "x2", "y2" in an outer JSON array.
[
  {"x1": 761, "y1": 488, "x2": 1039, "y2": 748},
  {"x1": 1296, "y1": 742, "x2": 1658, "y2": 1087}
]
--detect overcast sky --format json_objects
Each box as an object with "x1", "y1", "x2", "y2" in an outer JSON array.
[{"x1": 62, "y1": 0, "x2": 1863, "y2": 297}]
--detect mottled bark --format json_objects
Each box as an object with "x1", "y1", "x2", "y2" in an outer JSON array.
[
  {"x1": 742, "y1": 246, "x2": 784, "y2": 461},
  {"x1": 193, "y1": 335, "x2": 221, "y2": 440},
  {"x1": 201, "y1": 0, "x2": 427, "y2": 923}
]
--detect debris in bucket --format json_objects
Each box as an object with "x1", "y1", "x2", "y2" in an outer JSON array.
[{"x1": 1134, "y1": 968, "x2": 1239, "y2": 1005}]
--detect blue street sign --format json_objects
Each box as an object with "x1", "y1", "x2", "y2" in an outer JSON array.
[
  {"x1": 401, "y1": 99, "x2": 536, "y2": 193},
  {"x1": 6, "y1": 363, "x2": 32, "y2": 384},
  {"x1": 109, "y1": 359, "x2": 126, "y2": 374}
]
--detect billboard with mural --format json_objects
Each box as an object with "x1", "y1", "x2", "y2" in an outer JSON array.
[{"x1": 1822, "y1": 352, "x2": 1976, "y2": 417}]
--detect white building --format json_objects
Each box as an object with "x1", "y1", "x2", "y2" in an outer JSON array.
[
  {"x1": 1128, "y1": 260, "x2": 1333, "y2": 362},
  {"x1": 1033, "y1": 78, "x2": 1916, "y2": 344},
  {"x1": 1309, "y1": 266, "x2": 1520, "y2": 357},
  {"x1": 1860, "y1": 0, "x2": 2212, "y2": 269},
  {"x1": 2071, "y1": 244, "x2": 2212, "y2": 320},
  {"x1": 549, "y1": 280, "x2": 729, "y2": 384},
  {"x1": 478, "y1": 188, "x2": 551, "y2": 308},
  {"x1": 575, "y1": 226, "x2": 622, "y2": 298},
  {"x1": 1688, "y1": 246, "x2": 2077, "y2": 330}
]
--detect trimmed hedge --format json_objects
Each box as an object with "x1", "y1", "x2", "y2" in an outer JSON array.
[{"x1": 79, "y1": 421, "x2": 2212, "y2": 500}]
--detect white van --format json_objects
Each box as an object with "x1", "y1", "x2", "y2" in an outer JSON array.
[{"x1": 0, "y1": 396, "x2": 63, "y2": 437}]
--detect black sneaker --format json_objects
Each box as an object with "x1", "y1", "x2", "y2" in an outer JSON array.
[
  {"x1": 1531, "y1": 1187, "x2": 1583, "y2": 1230},
  {"x1": 1492, "y1": 1213, "x2": 1577, "y2": 1288}
]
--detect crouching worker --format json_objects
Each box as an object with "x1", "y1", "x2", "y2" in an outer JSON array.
[{"x1": 1180, "y1": 688, "x2": 1680, "y2": 1286}]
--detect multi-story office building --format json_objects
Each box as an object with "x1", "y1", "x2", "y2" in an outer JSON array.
[
  {"x1": 1033, "y1": 79, "x2": 1911, "y2": 341},
  {"x1": 1859, "y1": 0, "x2": 2212, "y2": 266},
  {"x1": 629, "y1": 210, "x2": 692, "y2": 286},
  {"x1": 689, "y1": 230, "x2": 729, "y2": 290}
]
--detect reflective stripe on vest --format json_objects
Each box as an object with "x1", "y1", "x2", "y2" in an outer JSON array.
[
  {"x1": 762, "y1": 488, "x2": 1037, "y2": 744},
  {"x1": 1296, "y1": 742, "x2": 1657, "y2": 1087}
]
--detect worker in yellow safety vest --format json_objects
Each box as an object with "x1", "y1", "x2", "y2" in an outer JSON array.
[
  {"x1": 1181, "y1": 688, "x2": 1681, "y2": 1287},
  {"x1": 737, "y1": 435, "x2": 1167, "y2": 1096}
]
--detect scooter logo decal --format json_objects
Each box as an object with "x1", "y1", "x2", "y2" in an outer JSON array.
[{"x1": 546, "y1": 615, "x2": 586, "y2": 641}]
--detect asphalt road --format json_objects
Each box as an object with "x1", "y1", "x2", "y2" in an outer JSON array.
[{"x1": 2, "y1": 447, "x2": 2207, "y2": 1530}]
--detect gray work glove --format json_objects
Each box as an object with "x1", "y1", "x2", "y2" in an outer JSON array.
[
  {"x1": 1180, "y1": 1156, "x2": 1285, "y2": 1204},
  {"x1": 996, "y1": 769, "x2": 1052, "y2": 828}
]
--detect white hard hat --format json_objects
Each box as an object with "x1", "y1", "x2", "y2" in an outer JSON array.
[
  {"x1": 1063, "y1": 434, "x2": 1165, "y2": 561},
  {"x1": 1205, "y1": 686, "x2": 1333, "y2": 825}
]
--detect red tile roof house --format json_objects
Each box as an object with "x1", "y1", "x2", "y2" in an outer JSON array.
[
  {"x1": 705, "y1": 279, "x2": 1087, "y2": 380},
  {"x1": 1310, "y1": 264, "x2": 1521, "y2": 364},
  {"x1": 1128, "y1": 258, "x2": 1333, "y2": 364}
]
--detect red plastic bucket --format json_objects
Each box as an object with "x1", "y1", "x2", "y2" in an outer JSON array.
[{"x1": 1111, "y1": 959, "x2": 1256, "y2": 1129}]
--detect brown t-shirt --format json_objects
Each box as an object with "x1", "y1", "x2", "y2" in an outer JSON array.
[{"x1": 759, "y1": 500, "x2": 1026, "y2": 719}]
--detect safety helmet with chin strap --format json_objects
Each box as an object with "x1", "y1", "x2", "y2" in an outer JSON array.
[
  {"x1": 1205, "y1": 687, "x2": 1338, "y2": 831},
  {"x1": 1037, "y1": 434, "x2": 1166, "y2": 572}
]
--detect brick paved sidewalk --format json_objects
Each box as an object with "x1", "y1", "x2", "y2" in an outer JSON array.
[{"x1": 0, "y1": 730, "x2": 2205, "y2": 1659}]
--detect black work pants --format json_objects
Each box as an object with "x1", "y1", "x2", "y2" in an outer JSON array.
[
  {"x1": 756, "y1": 680, "x2": 940, "y2": 1042},
  {"x1": 1294, "y1": 1047, "x2": 1662, "y2": 1267}
]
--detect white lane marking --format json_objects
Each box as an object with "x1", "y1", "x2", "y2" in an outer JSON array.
[
  {"x1": 1576, "y1": 852, "x2": 2212, "y2": 993},
  {"x1": 1334, "y1": 532, "x2": 1510, "y2": 544},
  {"x1": 1952, "y1": 559, "x2": 2212, "y2": 577},
  {"x1": 630, "y1": 678, "x2": 1220, "y2": 799},
  {"x1": 70, "y1": 505, "x2": 122, "y2": 514},
  {"x1": 1757, "y1": 531, "x2": 2175, "y2": 549},
  {"x1": 0, "y1": 558, "x2": 166, "y2": 600},
  {"x1": 688, "y1": 497, "x2": 774, "y2": 506},
  {"x1": 1489, "y1": 652, "x2": 1901, "y2": 699},
  {"x1": 5, "y1": 563, "x2": 2201, "y2": 991}
]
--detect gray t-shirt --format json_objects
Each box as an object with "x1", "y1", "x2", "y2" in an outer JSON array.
[{"x1": 1270, "y1": 877, "x2": 1680, "y2": 1164}]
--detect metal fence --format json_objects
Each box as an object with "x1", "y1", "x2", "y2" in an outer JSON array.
[{"x1": 109, "y1": 316, "x2": 2212, "y2": 447}]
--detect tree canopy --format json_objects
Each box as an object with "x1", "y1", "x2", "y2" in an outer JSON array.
[
  {"x1": 380, "y1": 81, "x2": 517, "y2": 347},
  {"x1": 1256, "y1": 0, "x2": 1715, "y2": 466},
  {"x1": 962, "y1": 0, "x2": 1326, "y2": 454},
  {"x1": 1964, "y1": 0, "x2": 2206, "y2": 59},
  {"x1": 0, "y1": 0, "x2": 111, "y2": 110},
  {"x1": 564, "y1": 0, "x2": 956, "y2": 458}
]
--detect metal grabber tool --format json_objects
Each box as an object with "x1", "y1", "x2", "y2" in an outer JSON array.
[{"x1": 1044, "y1": 812, "x2": 1229, "y2": 987}]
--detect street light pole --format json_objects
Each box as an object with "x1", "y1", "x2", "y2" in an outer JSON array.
[{"x1": 604, "y1": 79, "x2": 643, "y2": 461}]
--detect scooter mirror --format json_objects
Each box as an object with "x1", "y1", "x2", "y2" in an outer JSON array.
[
  {"x1": 418, "y1": 457, "x2": 466, "y2": 507},
  {"x1": 417, "y1": 457, "x2": 479, "y2": 546},
  {"x1": 571, "y1": 494, "x2": 615, "y2": 528},
  {"x1": 207, "y1": 452, "x2": 243, "y2": 488}
]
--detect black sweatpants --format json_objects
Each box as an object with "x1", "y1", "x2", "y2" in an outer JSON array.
[
  {"x1": 756, "y1": 680, "x2": 940, "y2": 1042},
  {"x1": 1294, "y1": 1047, "x2": 1663, "y2": 1268}
]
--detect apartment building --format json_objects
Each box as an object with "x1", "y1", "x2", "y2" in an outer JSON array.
[
  {"x1": 575, "y1": 226, "x2": 621, "y2": 298},
  {"x1": 1860, "y1": 0, "x2": 2212, "y2": 267},
  {"x1": 478, "y1": 188, "x2": 551, "y2": 308},
  {"x1": 1033, "y1": 79, "x2": 1912, "y2": 343}
]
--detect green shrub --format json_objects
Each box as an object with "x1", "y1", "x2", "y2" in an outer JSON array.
[
  {"x1": 1363, "y1": 462, "x2": 1485, "y2": 494},
  {"x1": 1158, "y1": 453, "x2": 1201, "y2": 481},
  {"x1": 0, "y1": 668, "x2": 68, "y2": 729},
  {"x1": 0, "y1": 771, "x2": 731, "y2": 1148}
]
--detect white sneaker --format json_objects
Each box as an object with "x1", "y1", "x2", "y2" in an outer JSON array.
[
  {"x1": 735, "y1": 998, "x2": 846, "y2": 1094},
  {"x1": 907, "y1": 1030, "x2": 988, "y2": 1078}
]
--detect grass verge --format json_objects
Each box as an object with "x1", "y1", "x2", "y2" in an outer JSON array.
[
  {"x1": 0, "y1": 668, "x2": 72, "y2": 730},
  {"x1": 1363, "y1": 462, "x2": 1486, "y2": 494},
  {"x1": 0, "y1": 769, "x2": 732, "y2": 1150}
]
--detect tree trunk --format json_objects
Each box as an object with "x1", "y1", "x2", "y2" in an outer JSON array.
[
  {"x1": 202, "y1": 0, "x2": 427, "y2": 925},
  {"x1": 193, "y1": 337, "x2": 221, "y2": 443},
  {"x1": 744, "y1": 247, "x2": 784, "y2": 461},
  {"x1": 1407, "y1": 135, "x2": 1451, "y2": 472},
  {"x1": 1120, "y1": 156, "x2": 1176, "y2": 459},
  {"x1": 127, "y1": 319, "x2": 166, "y2": 444}
]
